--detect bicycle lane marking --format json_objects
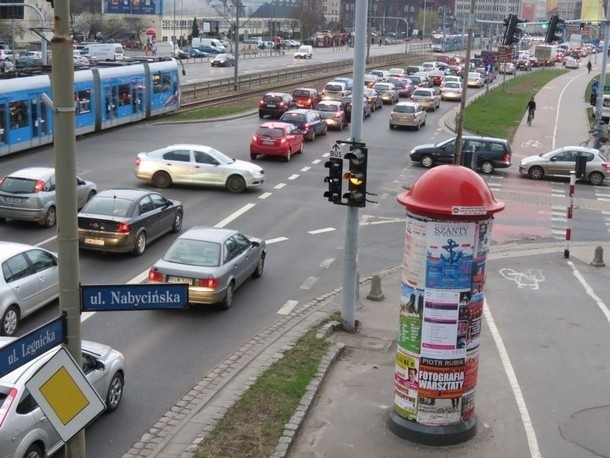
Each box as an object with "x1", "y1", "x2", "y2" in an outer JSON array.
[{"x1": 521, "y1": 139, "x2": 543, "y2": 148}]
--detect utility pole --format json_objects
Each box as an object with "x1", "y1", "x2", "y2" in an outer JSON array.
[
  {"x1": 453, "y1": 0, "x2": 475, "y2": 166},
  {"x1": 49, "y1": 0, "x2": 84, "y2": 454},
  {"x1": 233, "y1": 0, "x2": 240, "y2": 91},
  {"x1": 594, "y1": 2, "x2": 610, "y2": 146}
]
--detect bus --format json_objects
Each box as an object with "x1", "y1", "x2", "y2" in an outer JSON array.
[{"x1": 431, "y1": 33, "x2": 467, "y2": 52}]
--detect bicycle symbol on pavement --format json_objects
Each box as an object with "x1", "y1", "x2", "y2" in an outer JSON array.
[
  {"x1": 521, "y1": 139, "x2": 543, "y2": 149},
  {"x1": 499, "y1": 268, "x2": 545, "y2": 290}
]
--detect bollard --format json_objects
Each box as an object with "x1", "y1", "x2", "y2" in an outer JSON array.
[
  {"x1": 590, "y1": 246, "x2": 606, "y2": 267},
  {"x1": 367, "y1": 275, "x2": 385, "y2": 301}
]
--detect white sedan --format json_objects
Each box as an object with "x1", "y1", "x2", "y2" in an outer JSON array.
[{"x1": 135, "y1": 144, "x2": 265, "y2": 193}]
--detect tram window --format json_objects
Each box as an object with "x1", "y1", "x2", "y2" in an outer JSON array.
[
  {"x1": 153, "y1": 73, "x2": 162, "y2": 93},
  {"x1": 75, "y1": 90, "x2": 91, "y2": 114},
  {"x1": 153, "y1": 72, "x2": 171, "y2": 93},
  {"x1": 118, "y1": 84, "x2": 131, "y2": 106},
  {"x1": 9, "y1": 101, "x2": 28, "y2": 129},
  {"x1": 0, "y1": 105, "x2": 6, "y2": 143}
]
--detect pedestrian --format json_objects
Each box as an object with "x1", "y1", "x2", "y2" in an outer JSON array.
[{"x1": 587, "y1": 60, "x2": 592, "y2": 73}]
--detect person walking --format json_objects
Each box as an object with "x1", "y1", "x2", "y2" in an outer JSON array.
[{"x1": 587, "y1": 61, "x2": 592, "y2": 73}]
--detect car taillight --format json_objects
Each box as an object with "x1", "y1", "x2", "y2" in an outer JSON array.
[
  {"x1": 195, "y1": 277, "x2": 220, "y2": 288},
  {"x1": 304, "y1": 123, "x2": 310, "y2": 129},
  {"x1": 280, "y1": 138, "x2": 287, "y2": 144},
  {"x1": 117, "y1": 222, "x2": 130, "y2": 233},
  {"x1": 279, "y1": 102, "x2": 285, "y2": 108},
  {"x1": 334, "y1": 112, "x2": 341, "y2": 119},
  {"x1": 601, "y1": 163, "x2": 610, "y2": 169},
  {"x1": 259, "y1": 100, "x2": 265, "y2": 107},
  {"x1": 148, "y1": 270, "x2": 166, "y2": 282},
  {"x1": 34, "y1": 180, "x2": 45, "y2": 192},
  {"x1": 503, "y1": 153, "x2": 511, "y2": 163},
  {"x1": 0, "y1": 388, "x2": 17, "y2": 428}
]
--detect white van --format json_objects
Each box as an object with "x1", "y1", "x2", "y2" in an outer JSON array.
[
  {"x1": 80, "y1": 43, "x2": 124, "y2": 61},
  {"x1": 294, "y1": 45, "x2": 313, "y2": 59},
  {"x1": 155, "y1": 41, "x2": 178, "y2": 58},
  {"x1": 191, "y1": 38, "x2": 226, "y2": 52}
]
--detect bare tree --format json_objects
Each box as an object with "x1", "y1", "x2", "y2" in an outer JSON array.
[
  {"x1": 124, "y1": 16, "x2": 146, "y2": 44},
  {"x1": 291, "y1": 0, "x2": 324, "y2": 41},
  {"x1": 0, "y1": 21, "x2": 26, "y2": 46},
  {"x1": 73, "y1": 12, "x2": 103, "y2": 41},
  {"x1": 102, "y1": 16, "x2": 127, "y2": 40}
]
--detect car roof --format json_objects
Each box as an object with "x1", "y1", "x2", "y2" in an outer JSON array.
[
  {"x1": 317, "y1": 100, "x2": 343, "y2": 106},
  {"x1": 0, "y1": 241, "x2": 45, "y2": 261},
  {"x1": 4, "y1": 167, "x2": 54, "y2": 180},
  {"x1": 178, "y1": 226, "x2": 237, "y2": 243},
  {"x1": 263, "y1": 92, "x2": 291, "y2": 97},
  {"x1": 93, "y1": 188, "x2": 152, "y2": 200},
  {"x1": 396, "y1": 101, "x2": 420, "y2": 106},
  {"x1": 282, "y1": 108, "x2": 313, "y2": 114},
  {"x1": 258, "y1": 122, "x2": 295, "y2": 129},
  {"x1": 461, "y1": 135, "x2": 509, "y2": 143}
]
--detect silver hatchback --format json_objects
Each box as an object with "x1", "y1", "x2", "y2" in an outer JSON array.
[
  {"x1": 0, "y1": 167, "x2": 97, "y2": 227},
  {"x1": 0, "y1": 340, "x2": 125, "y2": 458}
]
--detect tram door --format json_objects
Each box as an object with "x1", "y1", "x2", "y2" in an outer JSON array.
[
  {"x1": 29, "y1": 94, "x2": 49, "y2": 145},
  {"x1": 0, "y1": 99, "x2": 7, "y2": 155},
  {"x1": 131, "y1": 78, "x2": 145, "y2": 119},
  {"x1": 103, "y1": 83, "x2": 119, "y2": 127}
]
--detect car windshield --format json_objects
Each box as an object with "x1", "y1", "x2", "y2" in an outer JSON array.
[
  {"x1": 83, "y1": 196, "x2": 132, "y2": 216},
  {"x1": 0, "y1": 177, "x2": 40, "y2": 193},
  {"x1": 317, "y1": 104, "x2": 338, "y2": 112},
  {"x1": 413, "y1": 90, "x2": 430, "y2": 96},
  {"x1": 205, "y1": 147, "x2": 234, "y2": 164},
  {"x1": 293, "y1": 90, "x2": 311, "y2": 97},
  {"x1": 325, "y1": 84, "x2": 343, "y2": 91},
  {"x1": 164, "y1": 239, "x2": 221, "y2": 267},
  {"x1": 445, "y1": 83, "x2": 460, "y2": 89},
  {"x1": 282, "y1": 113, "x2": 307, "y2": 123},
  {"x1": 394, "y1": 105, "x2": 415, "y2": 113},
  {"x1": 256, "y1": 127, "x2": 285, "y2": 137}
]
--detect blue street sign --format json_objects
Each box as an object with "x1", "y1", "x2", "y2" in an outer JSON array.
[
  {"x1": 0, "y1": 315, "x2": 66, "y2": 377},
  {"x1": 81, "y1": 283, "x2": 189, "y2": 311}
]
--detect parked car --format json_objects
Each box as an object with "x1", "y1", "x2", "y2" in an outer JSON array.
[
  {"x1": 210, "y1": 53, "x2": 235, "y2": 67},
  {"x1": 291, "y1": 87, "x2": 322, "y2": 109},
  {"x1": 279, "y1": 109, "x2": 328, "y2": 141},
  {"x1": 409, "y1": 135, "x2": 513, "y2": 173},
  {"x1": 0, "y1": 339, "x2": 125, "y2": 457},
  {"x1": 0, "y1": 242, "x2": 58, "y2": 336},
  {"x1": 363, "y1": 88, "x2": 384, "y2": 111},
  {"x1": 519, "y1": 146, "x2": 609, "y2": 185},
  {"x1": 373, "y1": 82, "x2": 399, "y2": 104},
  {"x1": 147, "y1": 226, "x2": 266, "y2": 309},
  {"x1": 249, "y1": 121, "x2": 304, "y2": 161},
  {"x1": 389, "y1": 102, "x2": 427, "y2": 130},
  {"x1": 440, "y1": 81, "x2": 463, "y2": 101},
  {"x1": 258, "y1": 92, "x2": 296, "y2": 119},
  {"x1": 410, "y1": 87, "x2": 441, "y2": 111},
  {"x1": 341, "y1": 95, "x2": 372, "y2": 122},
  {"x1": 314, "y1": 100, "x2": 348, "y2": 131},
  {"x1": 78, "y1": 189, "x2": 183, "y2": 256},
  {"x1": 0, "y1": 167, "x2": 96, "y2": 228},
  {"x1": 135, "y1": 144, "x2": 264, "y2": 192},
  {"x1": 196, "y1": 45, "x2": 223, "y2": 54},
  {"x1": 279, "y1": 39, "x2": 300, "y2": 48}
]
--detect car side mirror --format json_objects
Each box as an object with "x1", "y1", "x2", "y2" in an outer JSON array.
[{"x1": 95, "y1": 360, "x2": 105, "y2": 371}]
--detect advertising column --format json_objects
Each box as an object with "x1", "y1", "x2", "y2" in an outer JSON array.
[{"x1": 389, "y1": 165, "x2": 504, "y2": 445}]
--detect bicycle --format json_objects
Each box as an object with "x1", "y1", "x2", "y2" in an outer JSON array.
[
  {"x1": 527, "y1": 109, "x2": 534, "y2": 127},
  {"x1": 580, "y1": 128, "x2": 608, "y2": 148}
]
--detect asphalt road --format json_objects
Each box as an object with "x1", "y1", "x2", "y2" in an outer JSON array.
[{"x1": 1, "y1": 58, "x2": 608, "y2": 457}]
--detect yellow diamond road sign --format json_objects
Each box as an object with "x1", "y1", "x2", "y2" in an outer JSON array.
[{"x1": 25, "y1": 347, "x2": 105, "y2": 441}]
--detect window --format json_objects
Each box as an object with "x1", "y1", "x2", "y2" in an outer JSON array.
[
  {"x1": 9, "y1": 101, "x2": 28, "y2": 129},
  {"x1": 3, "y1": 254, "x2": 33, "y2": 283},
  {"x1": 233, "y1": 233, "x2": 251, "y2": 252},
  {"x1": 163, "y1": 150, "x2": 191, "y2": 162},
  {"x1": 75, "y1": 90, "x2": 91, "y2": 114},
  {"x1": 153, "y1": 72, "x2": 172, "y2": 93},
  {"x1": 82, "y1": 353, "x2": 96, "y2": 374},
  {"x1": 194, "y1": 151, "x2": 218, "y2": 165},
  {"x1": 138, "y1": 196, "x2": 154, "y2": 214},
  {"x1": 16, "y1": 390, "x2": 39, "y2": 414},
  {"x1": 25, "y1": 249, "x2": 56, "y2": 272},
  {"x1": 118, "y1": 84, "x2": 131, "y2": 106},
  {"x1": 150, "y1": 193, "x2": 169, "y2": 209}
]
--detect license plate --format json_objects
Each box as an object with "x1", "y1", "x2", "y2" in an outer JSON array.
[
  {"x1": 267, "y1": 104, "x2": 276, "y2": 108},
  {"x1": 262, "y1": 140, "x2": 274, "y2": 145},
  {"x1": 168, "y1": 276, "x2": 192, "y2": 284},
  {"x1": 4, "y1": 197, "x2": 22, "y2": 204},
  {"x1": 84, "y1": 238, "x2": 104, "y2": 246}
]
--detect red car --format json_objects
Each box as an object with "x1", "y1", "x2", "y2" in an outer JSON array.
[{"x1": 250, "y1": 122, "x2": 304, "y2": 162}]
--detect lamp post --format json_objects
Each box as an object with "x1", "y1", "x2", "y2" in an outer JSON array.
[
  {"x1": 422, "y1": 0, "x2": 427, "y2": 37},
  {"x1": 172, "y1": 0, "x2": 176, "y2": 47}
]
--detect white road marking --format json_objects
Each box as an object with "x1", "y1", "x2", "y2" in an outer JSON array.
[
  {"x1": 568, "y1": 260, "x2": 610, "y2": 323},
  {"x1": 288, "y1": 174, "x2": 299, "y2": 180},
  {"x1": 300, "y1": 166, "x2": 311, "y2": 172},
  {"x1": 484, "y1": 300, "x2": 541, "y2": 458},
  {"x1": 277, "y1": 300, "x2": 298, "y2": 315},
  {"x1": 266, "y1": 237, "x2": 289, "y2": 244},
  {"x1": 259, "y1": 192, "x2": 272, "y2": 199},
  {"x1": 311, "y1": 159, "x2": 322, "y2": 165},
  {"x1": 300, "y1": 276, "x2": 318, "y2": 290},
  {"x1": 215, "y1": 203, "x2": 255, "y2": 228},
  {"x1": 36, "y1": 235, "x2": 57, "y2": 247},
  {"x1": 308, "y1": 227, "x2": 336, "y2": 234},
  {"x1": 274, "y1": 183, "x2": 287, "y2": 189},
  {"x1": 320, "y1": 257, "x2": 335, "y2": 268}
]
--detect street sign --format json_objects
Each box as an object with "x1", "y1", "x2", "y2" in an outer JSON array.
[
  {"x1": 25, "y1": 347, "x2": 106, "y2": 442},
  {"x1": 81, "y1": 283, "x2": 189, "y2": 311},
  {"x1": 330, "y1": 143, "x2": 342, "y2": 158},
  {"x1": 0, "y1": 315, "x2": 66, "y2": 377}
]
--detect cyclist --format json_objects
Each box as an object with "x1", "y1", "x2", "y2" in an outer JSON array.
[{"x1": 526, "y1": 97, "x2": 536, "y2": 122}]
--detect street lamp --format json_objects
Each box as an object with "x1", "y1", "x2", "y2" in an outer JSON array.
[{"x1": 422, "y1": 0, "x2": 427, "y2": 37}]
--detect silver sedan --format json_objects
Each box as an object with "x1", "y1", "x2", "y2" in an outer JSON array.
[
  {"x1": 148, "y1": 227, "x2": 266, "y2": 309},
  {"x1": 135, "y1": 144, "x2": 265, "y2": 193}
]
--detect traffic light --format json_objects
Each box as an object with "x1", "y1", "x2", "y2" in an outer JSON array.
[
  {"x1": 342, "y1": 146, "x2": 368, "y2": 208},
  {"x1": 545, "y1": 15, "x2": 565, "y2": 44},
  {"x1": 324, "y1": 157, "x2": 343, "y2": 204},
  {"x1": 503, "y1": 14, "x2": 526, "y2": 46}
]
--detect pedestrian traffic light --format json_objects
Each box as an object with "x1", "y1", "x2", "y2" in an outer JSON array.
[
  {"x1": 342, "y1": 146, "x2": 368, "y2": 208},
  {"x1": 324, "y1": 157, "x2": 344, "y2": 204},
  {"x1": 503, "y1": 14, "x2": 526, "y2": 46},
  {"x1": 545, "y1": 15, "x2": 565, "y2": 44}
]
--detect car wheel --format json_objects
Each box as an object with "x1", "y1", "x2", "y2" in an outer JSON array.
[
  {"x1": 105, "y1": 372, "x2": 124, "y2": 412},
  {"x1": 528, "y1": 166, "x2": 545, "y2": 180},
  {"x1": 322, "y1": 124, "x2": 328, "y2": 135},
  {"x1": 589, "y1": 171, "x2": 605, "y2": 186},
  {"x1": 338, "y1": 120, "x2": 344, "y2": 131},
  {"x1": 42, "y1": 206, "x2": 57, "y2": 227},
  {"x1": 390, "y1": 123, "x2": 394, "y2": 129},
  {"x1": 421, "y1": 155, "x2": 434, "y2": 168},
  {"x1": 309, "y1": 130, "x2": 316, "y2": 141},
  {"x1": 171, "y1": 210, "x2": 183, "y2": 233},
  {"x1": 226, "y1": 175, "x2": 246, "y2": 193},
  {"x1": 285, "y1": 149, "x2": 292, "y2": 162},
  {"x1": 219, "y1": 281, "x2": 235, "y2": 310},
  {"x1": 416, "y1": 121, "x2": 421, "y2": 131},
  {"x1": 258, "y1": 112, "x2": 264, "y2": 119},
  {"x1": 152, "y1": 171, "x2": 172, "y2": 188},
  {"x1": 23, "y1": 443, "x2": 43, "y2": 458},
  {"x1": 252, "y1": 253, "x2": 265, "y2": 278},
  {"x1": 133, "y1": 231, "x2": 146, "y2": 256},
  {"x1": 480, "y1": 161, "x2": 495, "y2": 174},
  {"x1": 1, "y1": 305, "x2": 19, "y2": 336}
]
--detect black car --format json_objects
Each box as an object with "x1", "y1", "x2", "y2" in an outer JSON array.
[
  {"x1": 211, "y1": 53, "x2": 235, "y2": 67},
  {"x1": 279, "y1": 109, "x2": 328, "y2": 141},
  {"x1": 259, "y1": 92, "x2": 297, "y2": 119},
  {"x1": 340, "y1": 95, "x2": 372, "y2": 122},
  {"x1": 78, "y1": 189, "x2": 183, "y2": 256},
  {"x1": 409, "y1": 136, "x2": 512, "y2": 174}
]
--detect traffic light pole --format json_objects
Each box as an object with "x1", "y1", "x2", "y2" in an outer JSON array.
[{"x1": 594, "y1": 3, "x2": 610, "y2": 144}]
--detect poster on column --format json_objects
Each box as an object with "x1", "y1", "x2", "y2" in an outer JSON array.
[
  {"x1": 403, "y1": 215, "x2": 428, "y2": 288},
  {"x1": 398, "y1": 283, "x2": 423, "y2": 354},
  {"x1": 393, "y1": 350, "x2": 419, "y2": 420},
  {"x1": 416, "y1": 356, "x2": 465, "y2": 425},
  {"x1": 421, "y1": 288, "x2": 467, "y2": 359},
  {"x1": 425, "y1": 221, "x2": 475, "y2": 289}
]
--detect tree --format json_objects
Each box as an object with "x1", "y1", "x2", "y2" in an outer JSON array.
[
  {"x1": 102, "y1": 16, "x2": 126, "y2": 40},
  {"x1": 292, "y1": 0, "x2": 324, "y2": 41},
  {"x1": 192, "y1": 17, "x2": 199, "y2": 38},
  {"x1": 124, "y1": 16, "x2": 146, "y2": 45},
  {"x1": 73, "y1": 12, "x2": 104, "y2": 41},
  {"x1": 0, "y1": 21, "x2": 26, "y2": 47},
  {"x1": 415, "y1": 10, "x2": 440, "y2": 36}
]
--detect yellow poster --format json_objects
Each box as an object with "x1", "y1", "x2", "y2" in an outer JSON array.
[{"x1": 581, "y1": 0, "x2": 603, "y2": 21}]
